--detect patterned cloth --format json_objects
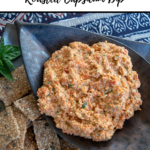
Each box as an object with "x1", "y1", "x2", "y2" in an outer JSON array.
[{"x1": 1, "y1": 13, "x2": 150, "y2": 44}]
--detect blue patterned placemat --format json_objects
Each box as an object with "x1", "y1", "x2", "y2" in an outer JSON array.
[{"x1": 1, "y1": 13, "x2": 150, "y2": 44}]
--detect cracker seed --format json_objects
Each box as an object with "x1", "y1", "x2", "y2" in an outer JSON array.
[
  {"x1": 0, "y1": 65, "x2": 31, "y2": 106},
  {"x1": 14, "y1": 94, "x2": 40, "y2": 121},
  {"x1": 33, "y1": 120, "x2": 61, "y2": 150},
  {"x1": 0, "y1": 106, "x2": 20, "y2": 149},
  {"x1": 6, "y1": 105, "x2": 28, "y2": 150}
]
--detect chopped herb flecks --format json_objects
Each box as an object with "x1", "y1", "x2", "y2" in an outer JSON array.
[
  {"x1": 106, "y1": 106, "x2": 111, "y2": 109},
  {"x1": 68, "y1": 84, "x2": 72, "y2": 87},
  {"x1": 110, "y1": 89, "x2": 113, "y2": 93},
  {"x1": 124, "y1": 66, "x2": 127, "y2": 69},
  {"x1": 82, "y1": 102, "x2": 87, "y2": 108},
  {"x1": 104, "y1": 90, "x2": 108, "y2": 95}
]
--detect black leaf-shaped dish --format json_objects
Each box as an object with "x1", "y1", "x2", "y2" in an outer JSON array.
[{"x1": 4, "y1": 20, "x2": 150, "y2": 150}]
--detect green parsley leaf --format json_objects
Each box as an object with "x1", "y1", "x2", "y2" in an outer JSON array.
[{"x1": 82, "y1": 102, "x2": 87, "y2": 108}]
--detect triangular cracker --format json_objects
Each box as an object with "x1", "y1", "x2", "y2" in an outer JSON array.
[
  {"x1": 0, "y1": 106, "x2": 20, "y2": 149},
  {"x1": 14, "y1": 94, "x2": 40, "y2": 121},
  {"x1": 6, "y1": 105, "x2": 28, "y2": 150},
  {"x1": 33, "y1": 120, "x2": 61, "y2": 150},
  {"x1": 0, "y1": 65, "x2": 31, "y2": 106}
]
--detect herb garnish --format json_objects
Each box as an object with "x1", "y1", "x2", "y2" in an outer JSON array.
[
  {"x1": 0, "y1": 38, "x2": 21, "y2": 81},
  {"x1": 68, "y1": 84, "x2": 72, "y2": 87},
  {"x1": 110, "y1": 89, "x2": 113, "y2": 93},
  {"x1": 124, "y1": 66, "x2": 127, "y2": 69},
  {"x1": 82, "y1": 102, "x2": 87, "y2": 108}
]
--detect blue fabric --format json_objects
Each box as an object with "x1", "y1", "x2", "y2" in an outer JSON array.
[{"x1": 0, "y1": 13, "x2": 150, "y2": 44}]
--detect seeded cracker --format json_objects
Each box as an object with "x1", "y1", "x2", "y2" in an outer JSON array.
[
  {"x1": 14, "y1": 94, "x2": 41, "y2": 121},
  {"x1": 0, "y1": 106, "x2": 20, "y2": 149},
  {"x1": 60, "y1": 139, "x2": 80, "y2": 150},
  {"x1": 6, "y1": 105, "x2": 28, "y2": 150},
  {"x1": 33, "y1": 120, "x2": 61, "y2": 150},
  {"x1": 0, "y1": 65, "x2": 31, "y2": 106},
  {"x1": 24, "y1": 127, "x2": 37, "y2": 150}
]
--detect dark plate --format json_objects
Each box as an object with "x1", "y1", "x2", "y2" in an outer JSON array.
[{"x1": 1, "y1": 21, "x2": 150, "y2": 150}]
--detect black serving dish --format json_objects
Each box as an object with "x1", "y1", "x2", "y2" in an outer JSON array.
[{"x1": 1, "y1": 20, "x2": 150, "y2": 150}]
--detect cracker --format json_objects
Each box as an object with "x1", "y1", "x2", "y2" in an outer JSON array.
[
  {"x1": 0, "y1": 65, "x2": 31, "y2": 106},
  {"x1": 33, "y1": 120, "x2": 61, "y2": 150},
  {"x1": 6, "y1": 105, "x2": 28, "y2": 150},
  {"x1": 24, "y1": 127, "x2": 37, "y2": 150},
  {"x1": 0, "y1": 106, "x2": 20, "y2": 149},
  {"x1": 60, "y1": 139, "x2": 80, "y2": 150},
  {"x1": 14, "y1": 94, "x2": 40, "y2": 121}
]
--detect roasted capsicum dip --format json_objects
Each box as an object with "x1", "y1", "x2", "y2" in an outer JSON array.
[{"x1": 37, "y1": 41, "x2": 142, "y2": 141}]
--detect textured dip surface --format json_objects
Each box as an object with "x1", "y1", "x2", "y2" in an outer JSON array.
[{"x1": 37, "y1": 41, "x2": 142, "y2": 141}]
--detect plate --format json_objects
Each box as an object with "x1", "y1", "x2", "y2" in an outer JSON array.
[{"x1": 1, "y1": 21, "x2": 150, "y2": 150}]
